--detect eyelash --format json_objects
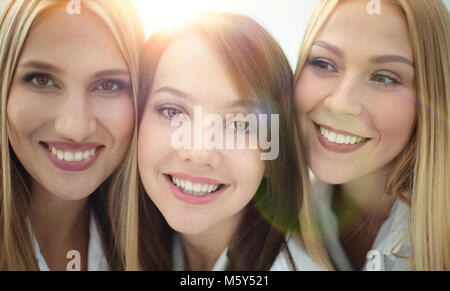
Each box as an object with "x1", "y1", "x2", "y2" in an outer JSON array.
[
  {"x1": 157, "y1": 104, "x2": 187, "y2": 120},
  {"x1": 307, "y1": 58, "x2": 401, "y2": 87},
  {"x1": 22, "y1": 72, "x2": 129, "y2": 93},
  {"x1": 23, "y1": 72, "x2": 56, "y2": 88},
  {"x1": 370, "y1": 72, "x2": 400, "y2": 86},
  {"x1": 156, "y1": 105, "x2": 252, "y2": 134},
  {"x1": 307, "y1": 58, "x2": 337, "y2": 73},
  {"x1": 94, "y1": 79, "x2": 129, "y2": 92},
  {"x1": 228, "y1": 119, "x2": 251, "y2": 133}
]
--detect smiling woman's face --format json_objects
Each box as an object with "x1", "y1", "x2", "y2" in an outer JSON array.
[
  {"x1": 7, "y1": 7, "x2": 134, "y2": 200},
  {"x1": 294, "y1": 0, "x2": 417, "y2": 184},
  {"x1": 138, "y1": 33, "x2": 265, "y2": 235}
]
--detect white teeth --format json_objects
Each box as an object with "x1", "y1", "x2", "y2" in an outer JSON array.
[
  {"x1": 64, "y1": 152, "x2": 74, "y2": 162},
  {"x1": 344, "y1": 136, "x2": 351, "y2": 144},
  {"x1": 328, "y1": 132, "x2": 337, "y2": 142},
  {"x1": 318, "y1": 125, "x2": 368, "y2": 145},
  {"x1": 170, "y1": 176, "x2": 222, "y2": 197},
  {"x1": 185, "y1": 181, "x2": 193, "y2": 191},
  {"x1": 193, "y1": 183, "x2": 202, "y2": 192},
  {"x1": 49, "y1": 146, "x2": 97, "y2": 162},
  {"x1": 74, "y1": 152, "x2": 83, "y2": 162}
]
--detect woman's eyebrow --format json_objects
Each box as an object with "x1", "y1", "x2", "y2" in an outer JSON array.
[
  {"x1": 18, "y1": 61, "x2": 131, "y2": 78},
  {"x1": 18, "y1": 60, "x2": 63, "y2": 74},
  {"x1": 312, "y1": 40, "x2": 344, "y2": 58},
  {"x1": 153, "y1": 86, "x2": 188, "y2": 99},
  {"x1": 312, "y1": 40, "x2": 414, "y2": 67},
  {"x1": 369, "y1": 55, "x2": 414, "y2": 67},
  {"x1": 93, "y1": 69, "x2": 130, "y2": 79},
  {"x1": 227, "y1": 99, "x2": 257, "y2": 111}
]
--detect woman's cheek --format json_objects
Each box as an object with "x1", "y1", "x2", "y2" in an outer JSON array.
[
  {"x1": 96, "y1": 97, "x2": 135, "y2": 141},
  {"x1": 295, "y1": 69, "x2": 332, "y2": 116},
  {"x1": 370, "y1": 90, "x2": 417, "y2": 141},
  {"x1": 138, "y1": 113, "x2": 174, "y2": 164}
]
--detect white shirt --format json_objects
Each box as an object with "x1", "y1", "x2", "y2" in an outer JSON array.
[
  {"x1": 29, "y1": 212, "x2": 110, "y2": 271},
  {"x1": 313, "y1": 180, "x2": 411, "y2": 271},
  {"x1": 172, "y1": 233, "x2": 323, "y2": 271}
]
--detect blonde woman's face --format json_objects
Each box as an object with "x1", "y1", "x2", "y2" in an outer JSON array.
[
  {"x1": 7, "y1": 8, "x2": 134, "y2": 200},
  {"x1": 138, "y1": 33, "x2": 265, "y2": 235},
  {"x1": 295, "y1": 0, "x2": 417, "y2": 184}
]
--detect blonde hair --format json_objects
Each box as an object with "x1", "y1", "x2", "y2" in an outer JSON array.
[
  {"x1": 294, "y1": 0, "x2": 450, "y2": 270},
  {"x1": 0, "y1": 0, "x2": 144, "y2": 270}
]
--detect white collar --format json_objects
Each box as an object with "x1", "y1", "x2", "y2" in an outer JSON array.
[
  {"x1": 313, "y1": 179, "x2": 411, "y2": 271},
  {"x1": 28, "y1": 211, "x2": 109, "y2": 271},
  {"x1": 172, "y1": 234, "x2": 229, "y2": 271}
]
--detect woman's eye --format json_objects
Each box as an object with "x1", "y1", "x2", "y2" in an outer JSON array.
[
  {"x1": 159, "y1": 107, "x2": 185, "y2": 120},
  {"x1": 371, "y1": 73, "x2": 399, "y2": 86},
  {"x1": 24, "y1": 73, "x2": 55, "y2": 88},
  {"x1": 96, "y1": 81, "x2": 120, "y2": 91},
  {"x1": 234, "y1": 120, "x2": 250, "y2": 132},
  {"x1": 227, "y1": 118, "x2": 251, "y2": 133},
  {"x1": 309, "y1": 59, "x2": 337, "y2": 72}
]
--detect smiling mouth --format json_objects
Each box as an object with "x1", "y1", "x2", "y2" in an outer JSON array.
[
  {"x1": 165, "y1": 174, "x2": 225, "y2": 197},
  {"x1": 314, "y1": 123, "x2": 371, "y2": 145},
  {"x1": 40, "y1": 142, "x2": 103, "y2": 162}
]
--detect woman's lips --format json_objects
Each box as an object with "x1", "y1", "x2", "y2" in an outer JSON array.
[
  {"x1": 163, "y1": 173, "x2": 229, "y2": 205},
  {"x1": 40, "y1": 142, "x2": 104, "y2": 172},
  {"x1": 316, "y1": 123, "x2": 370, "y2": 139},
  {"x1": 313, "y1": 122, "x2": 370, "y2": 153}
]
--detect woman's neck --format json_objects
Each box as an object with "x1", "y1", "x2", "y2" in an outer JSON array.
[
  {"x1": 28, "y1": 180, "x2": 90, "y2": 271},
  {"x1": 333, "y1": 165, "x2": 396, "y2": 270},
  {"x1": 180, "y1": 210, "x2": 243, "y2": 271}
]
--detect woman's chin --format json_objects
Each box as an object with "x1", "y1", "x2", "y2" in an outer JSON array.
[
  {"x1": 43, "y1": 183, "x2": 99, "y2": 201},
  {"x1": 310, "y1": 166, "x2": 355, "y2": 185}
]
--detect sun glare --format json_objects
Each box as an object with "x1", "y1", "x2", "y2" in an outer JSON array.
[{"x1": 132, "y1": 0, "x2": 215, "y2": 37}]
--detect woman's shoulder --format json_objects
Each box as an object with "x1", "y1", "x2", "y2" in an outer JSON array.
[{"x1": 270, "y1": 234, "x2": 325, "y2": 271}]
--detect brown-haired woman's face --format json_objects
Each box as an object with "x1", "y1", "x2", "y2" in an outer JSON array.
[
  {"x1": 7, "y1": 7, "x2": 134, "y2": 200},
  {"x1": 295, "y1": 0, "x2": 417, "y2": 184},
  {"x1": 138, "y1": 33, "x2": 265, "y2": 235}
]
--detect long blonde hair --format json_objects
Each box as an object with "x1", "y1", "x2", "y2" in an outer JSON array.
[
  {"x1": 294, "y1": 0, "x2": 450, "y2": 270},
  {"x1": 0, "y1": 0, "x2": 144, "y2": 270}
]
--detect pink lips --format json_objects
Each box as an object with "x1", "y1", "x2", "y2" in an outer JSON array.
[
  {"x1": 164, "y1": 173, "x2": 229, "y2": 205},
  {"x1": 41, "y1": 141, "x2": 103, "y2": 172},
  {"x1": 314, "y1": 123, "x2": 370, "y2": 154}
]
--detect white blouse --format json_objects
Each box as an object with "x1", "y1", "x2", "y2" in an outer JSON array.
[
  {"x1": 172, "y1": 233, "x2": 323, "y2": 271},
  {"x1": 29, "y1": 212, "x2": 110, "y2": 271},
  {"x1": 312, "y1": 180, "x2": 411, "y2": 271}
]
